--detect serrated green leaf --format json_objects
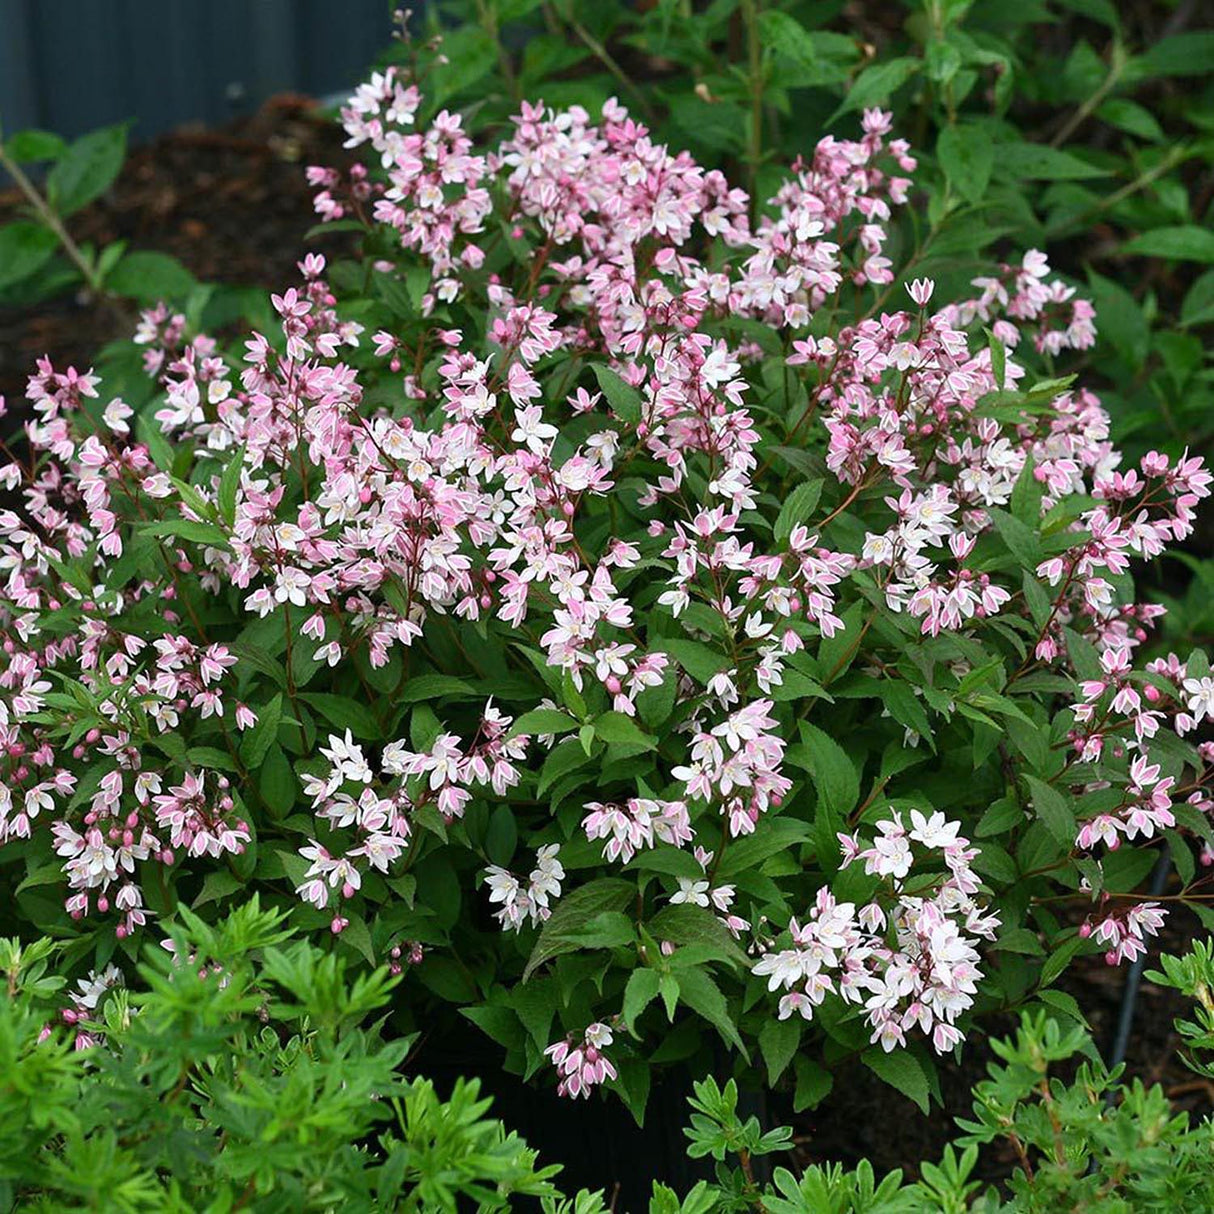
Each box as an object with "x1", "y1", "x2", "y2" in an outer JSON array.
[
  {"x1": 862, "y1": 1048, "x2": 931, "y2": 1114},
  {"x1": 774, "y1": 479, "x2": 824, "y2": 544},
  {"x1": 1023, "y1": 775, "x2": 1076, "y2": 847},
  {"x1": 590, "y1": 364, "x2": 642, "y2": 426},
  {"x1": 300, "y1": 692, "x2": 381, "y2": 740}
]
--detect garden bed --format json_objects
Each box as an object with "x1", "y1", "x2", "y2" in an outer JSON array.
[{"x1": 0, "y1": 94, "x2": 352, "y2": 407}]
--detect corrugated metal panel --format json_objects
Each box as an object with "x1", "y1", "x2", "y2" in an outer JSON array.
[{"x1": 0, "y1": 0, "x2": 393, "y2": 142}]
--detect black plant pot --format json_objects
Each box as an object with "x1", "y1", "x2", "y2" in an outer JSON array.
[{"x1": 417, "y1": 1027, "x2": 713, "y2": 1207}]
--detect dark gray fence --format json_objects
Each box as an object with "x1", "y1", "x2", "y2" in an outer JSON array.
[{"x1": 0, "y1": 0, "x2": 394, "y2": 142}]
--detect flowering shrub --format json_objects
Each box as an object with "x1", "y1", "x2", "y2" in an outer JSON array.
[{"x1": 2, "y1": 45, "x2": 1213, "y2": 1123}]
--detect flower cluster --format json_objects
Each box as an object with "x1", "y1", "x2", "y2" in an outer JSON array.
[
  {"x1": 296, "y1": 707, "x2": 531, "y2": 931},
  {"x1": 755, "y1": 810, "x2": 999, "y2": 1054},
  {"x1": 1081, "y1": 901, "x2": 1168, "y2": 966},
  {"x1": 543, "y1": 1022, "x2": 617, "y2": 1099},
  {"x1": 49, "y1": 963, "x2": 124, "y2": 1051},
  {"x1": 483, "y1": 843, "x2": 564, "y2": 930},
  {"x1": 582, "y1": 797, "x2": 693, "y2": 864}
]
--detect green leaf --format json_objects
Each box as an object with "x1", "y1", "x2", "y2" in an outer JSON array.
[
  {"x1": 240, "y1": 694, "x2": 284, "y2": 768},
  {"x1": 193, "y1": 869, "x2": 244, "y2": 907},
  {"x1": 1086, "y1": 269, "x2": 1149, "y2": 369},
  {"x1": 623, "y1": 968, "x2": 661, "y2": 1031},
  {"x1": 938, "y1": 123, "x2": 994, "y2": 203},
  {"x1": 1095, "y1": 98, "x2": 1163, "y2": 141},
  {"x1": 1063, "y1": 627, "x2": 1102, "y2": 683},
  {"x1": 1035, "y1": 988, "x2": 1089, "y2": 1027},
  {"x1": 831, "y1": 57, "x2": 920, "y2": 121},
  {"x1": 817, "y1": 600, "x2": 865, "y2": 683},
  {"x1": 1023, "y1": 775, "x2": 1076, "y2": 848},
  {"x1": 373, "y1": 269, "x2": 414, "y2": 318},
  {"x1": 1180, "y1": 270, "x2": 1214, "y2": 328},
  {"x1": 258, "y1": 745, "x2": 296, "y2": 815},
  {"x1": 1128, "y1": 32, "x2": 1214, "y2": 81},
  {"x1": 986, "y1": 327, "x2": 1006, "y2": 390},
  {"x1": 461, "y1": 1003, "x2": 524, "y2": 1049},
  {"x1": 340, "y1": 916, "x2": 376, "y2": 966},
  {"x1": 593, "y1": 711, "x2": 656, "y2": 750},
  {"x1": 485, "y1": 804, "x2": 517, "y2": 867},
  {"x1": 3, "y1": 129, "x2": 66, "y2": 163},
  {"x1": 627, "y1": 848, "x2": 703, "y2": 880},
  {"x1": 523, "y1": 878, "x2": 634, "y2": 980},
  {"x1": 774, "y1": 479, "x2": 824, "y2": 544},
  {"x1": 976, "y1": 796, "x2": 1024, "y2": 838},
  {"x1": 47, "y1": 124, "x2": 127, "y2": 216},
  {"x1": 397, "y1": 674, "x2": 478, "y2": 703},
  {"x1": 1010, "y1": 458, "x2": 1043, "y2": 526},
  {"x1": 789, "y1": 722, "x2": 860, "y2": 819},
  {"x1": 675, "y1": 967, "x2": 748, "y2": 1057},
  {"x1": 793, "y1": 1057, "x2": 833, "y2": 1111},
  {"x1": 590, "y1": 364, "x2": 643, "y2": 426},
  {"x1": 105, "y1": 250, "x2": 197, "y2": 301},
  {"x1": 759, "y1": 1017, "x2": 801, "y2": 1084},
  {"x1": 997, "y1": 927, "x2": 1045, "y2": 956},
  {"x1": 186, "y1": 746, "x2": 239, "y2": 773},
  {"x1": 137, "y1": 519, "x2": 230, "y2": 548},
  {"x1": 564, "y1": 910, "x2": 636, "y2": 950},
  {"x1": 300, "y1": 692, "x2": 381, "y2": 740},
  {"x1": 217, "y1": 444, "x2": 246, "y2": 528},
  {"x1": 509, "y1": 708, "x2": 579, "y2": 738},
  {"x1": 538, "y1": 737, "x2": 594, "y2": 796},
  {"x1": 987, "y1": 507, "x2": 1041, "y2": 567},
  {"x1": 757, "y1": 11, "x2": 818, "y2": 69},
  {"x1": 1040, "y1": 933, "x2": 1084, "y2": 986},
  {"x1": 862, "y1": 1048, "x2": 931, "y2": 1114},
  {"x1": 658, "y1": 638, "x2": 728, "y2": 684},
  {"x1": 0, "y1": 222, "x2": 59, "y2": 290},
  {"x1": 1123, "y1": 226, "x2": 1214, "y2": 264},
  {"x1": 646, "y1": 904, "x2": 748, "y2": 968},
  {"x1": 994, "y1": 142, "x2": 1109, "y2": 181},
  {"x1": 611, "y1": 1057, "x2": 652, "y2": 1127},
  {"x1": 716, "y1": 818, "x2": 812, "y2": 879},
  {"x1": 428, "y1": 24, "x2": 498, "y2": 106},
  {"x1": 509, "y1": 978, "x2": 555, "y2": 1048}
]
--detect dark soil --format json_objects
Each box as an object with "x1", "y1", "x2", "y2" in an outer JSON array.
[{"x1": 0, "y1": 94, "x2": 352, "y2": 406}]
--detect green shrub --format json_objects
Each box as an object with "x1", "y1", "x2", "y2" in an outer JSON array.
[{"x1": 0, "y1": 900, "x2": 560, "y2": 1211}]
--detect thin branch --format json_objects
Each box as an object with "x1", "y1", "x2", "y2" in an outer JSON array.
[{"x1": 0, "y1": 145, "x2": 100, "y2": 291}]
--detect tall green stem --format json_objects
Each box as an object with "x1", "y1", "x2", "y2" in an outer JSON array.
[{"x1": 740, "y1": 0, "x2": 764, "y2": 208}]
